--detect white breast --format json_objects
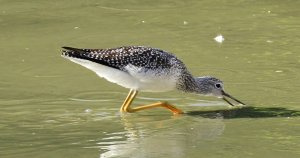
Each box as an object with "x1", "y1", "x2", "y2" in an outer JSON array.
[{"x1": 124, "y1": 64, "x2": 180, "y2": 92}]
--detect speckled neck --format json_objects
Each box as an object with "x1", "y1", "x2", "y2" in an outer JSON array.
[
  {"x1": 176, "y1": 73, "x2": 214, "y2": 95},
  {"x1": 176, "y1": 72, "x2": 198, "y2": 93}
]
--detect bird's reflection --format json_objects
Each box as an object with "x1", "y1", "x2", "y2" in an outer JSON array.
[
  {"x1": 92, "y1": 105, "x2": 300, "y2": 157},
  {"x1": 99, "y1": 113, "x2": 225, "y2": 158}
]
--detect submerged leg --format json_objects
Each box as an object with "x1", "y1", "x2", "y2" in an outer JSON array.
[{"x1": 120, "y1": 89, "x2": 183, "y2": 115}]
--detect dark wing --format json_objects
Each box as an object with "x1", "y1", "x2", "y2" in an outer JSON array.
[{"x1": 62, "y1": 46, "x2": 180, "y2": 71}]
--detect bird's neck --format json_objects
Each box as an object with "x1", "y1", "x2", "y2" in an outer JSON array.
[
  {"x1": 193, "y1": 77, "x2": 211, "y2": 95},
  {"x1": 177, "y1": 73, "x2": 206, "y2": 94}
]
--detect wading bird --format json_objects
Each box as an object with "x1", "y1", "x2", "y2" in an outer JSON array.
[{"x1": 62, "y1": 46, "x2": 244, "y2": 114}]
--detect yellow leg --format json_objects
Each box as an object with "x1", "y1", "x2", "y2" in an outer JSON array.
[
  {"x1": 120, "y1": 89, "x2": 184, "y2": 115},
  {"x1": 120, "y1": 89, "x2": 137, "y2": 112}
]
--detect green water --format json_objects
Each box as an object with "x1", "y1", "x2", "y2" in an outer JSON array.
[{"x1": 1, "y1": 0, "x2": 300, "y2": 157}]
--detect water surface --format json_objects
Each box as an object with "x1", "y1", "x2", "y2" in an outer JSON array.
[{"x1": 1, "y1": 0, "x2": 300, "y2": 158}]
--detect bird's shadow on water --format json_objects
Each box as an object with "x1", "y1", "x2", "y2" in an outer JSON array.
[{"x1": 186, "y1": 106, "x2": 300, "y2": 119}]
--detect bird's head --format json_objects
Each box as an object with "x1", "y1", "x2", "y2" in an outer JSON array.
[{"x1": 195, "y1": 76, "x2": 245, "y2": 106}]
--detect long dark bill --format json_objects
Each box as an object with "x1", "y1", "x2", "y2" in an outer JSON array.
[{"x1": 222, "y1": 90, "x2": 245, "y2": 106}]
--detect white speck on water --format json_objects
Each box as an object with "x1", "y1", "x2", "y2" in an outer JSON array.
[
  {"x1": 85, "y1": 109, "x2": 92, "y2": 113},
  {"x1": 183, "y1": 21, "x2": 188, "y2": 25},
  {"x1": 74, "y1": 26, "x2": 80, "y2": 29},
  {"x1": 267, "y1": 10, "x2": 271, "y2": 14},
  {"x1": 141, "y1": 20, "x2": 145, "y2": 23},
  {"x1": 25, "y1": 47, "x2": 29, "y2": 50},
  {"x1": 275, "y1": 70, "x2": 283, "y2": 73},
  {"x1": 266, "y1": 40, "x2": 273, "y2": 43},
  {"x1": 214, "y1": 34, "x2": 224, "y2": 43}
]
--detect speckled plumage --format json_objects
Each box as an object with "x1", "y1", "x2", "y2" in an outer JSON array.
[
  {"x1": 62, "y1": 46, "x2": 182, "y2": 70},
  {"x1": 62, "y1": 46, "x2": 195, "y2": 92}
]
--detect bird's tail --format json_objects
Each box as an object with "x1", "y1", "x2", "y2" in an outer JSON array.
[
  {"x1": 61, "y1": 46, "x2": 87, "y2": 57},
  {"x1": 61, "y1": 46, "x2": 116, "y2": 68}
]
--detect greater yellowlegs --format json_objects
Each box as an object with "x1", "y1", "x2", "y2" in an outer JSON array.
[{"x1": 62, "y1": 46, "x2": 244, "y2": 114}]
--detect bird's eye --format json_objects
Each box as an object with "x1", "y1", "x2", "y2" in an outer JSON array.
[{"x1": 215, "y1": 83, "x2": 222, "y2": 89}]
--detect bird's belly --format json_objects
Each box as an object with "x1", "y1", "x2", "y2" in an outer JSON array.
[
  {"x1": 137, "y1": 79, "x2": 177, "y2": 92},
  {"x1": 63, "y1": 57, "x2": 179, "y2": 92},
  {"x1": 134, "y1": 72, "x2": 178, "y2": 92},
  {"x1": 64, "y1": 57, "x2": 140, "y2": 89},
  {"x1": 124, "y1": 64, "x2": 179, "y2": 92}
]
